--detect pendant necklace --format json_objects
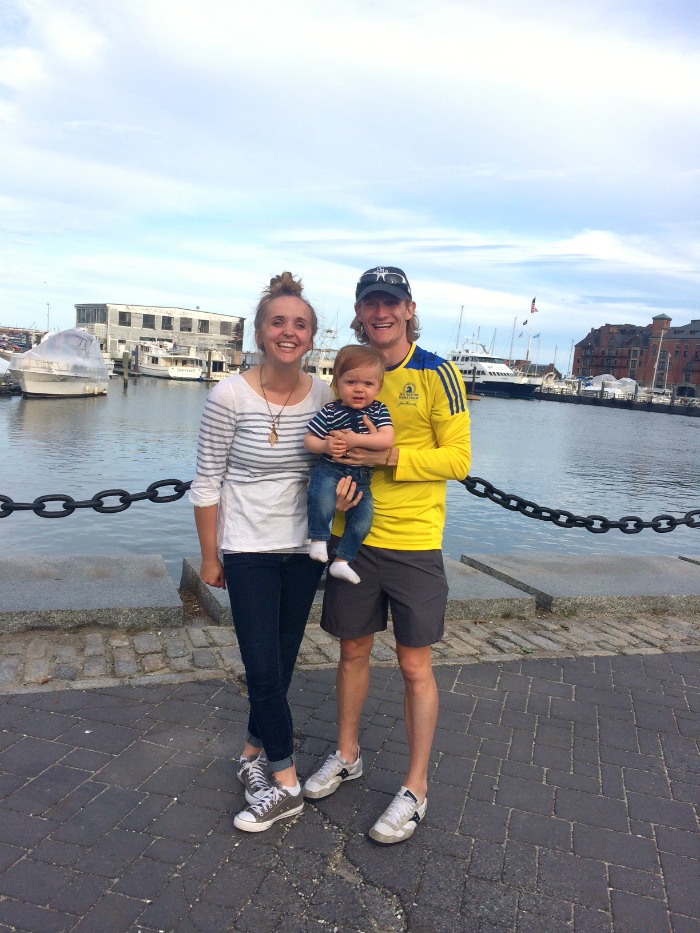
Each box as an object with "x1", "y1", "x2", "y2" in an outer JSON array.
[{"x1": 259, "y1": 367, "x2": 300, "y2": 446}]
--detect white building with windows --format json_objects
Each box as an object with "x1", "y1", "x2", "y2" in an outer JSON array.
[{"x1": 75, "y1": 303, "x2": 245, "y2": 367}]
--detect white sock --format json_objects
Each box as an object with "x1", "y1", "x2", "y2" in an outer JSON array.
[
  {"x1": 279, "y1": 781, "x2": 301, "y2": 796},
  {"x1": 309, "y1": 541, "x2": 328, "y2": 563},
  {"x1": 329, "y1": 561, "x2": 361, "y2": 584}
]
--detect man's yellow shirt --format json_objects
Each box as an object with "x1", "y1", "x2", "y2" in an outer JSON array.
[{"x1": 331, "y1": 343, "x2": 471, "y2": 551}]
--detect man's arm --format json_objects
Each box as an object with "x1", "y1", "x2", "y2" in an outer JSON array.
[
  {"x1": 344, "y1": 423, "x2": 395, "y2": 451},
  {"x1": 392, "y1": 410, "x2": 470, "y2": 480}
]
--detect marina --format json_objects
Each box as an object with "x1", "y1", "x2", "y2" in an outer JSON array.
[{"x1": 2, "y1": 380, "x2": 699, "y2": 582}]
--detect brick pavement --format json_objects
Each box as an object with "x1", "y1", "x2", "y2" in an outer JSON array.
[{"x1": 0, "y1": 633, "x2": 698, "y2": 931}]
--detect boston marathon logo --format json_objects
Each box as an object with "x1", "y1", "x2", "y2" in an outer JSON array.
[{"x1": 398, "y1": 382, "x2": 419, "y2": 406}]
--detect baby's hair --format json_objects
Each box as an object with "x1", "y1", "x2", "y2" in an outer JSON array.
[
  {"x1": 254, "y1": 272, "x2": 318, "y2": 350},
  {"x1": 332, "y1": 344, "x2": 385, "y2": 390}
]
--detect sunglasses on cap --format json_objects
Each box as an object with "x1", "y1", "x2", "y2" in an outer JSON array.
[{"x1": 355, "y1": 267, "x2": 412, "y2": 301}]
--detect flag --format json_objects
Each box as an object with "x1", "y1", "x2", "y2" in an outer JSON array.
[
  {"x1": 531, "y1": 297, "x2": 538, "y2": 314},
  {"x1": 533, "y1": 333, "x2": 540, "y2": 338},
  {"x1": 522, "y1": 319, "x2": 528, "y2": 325}
]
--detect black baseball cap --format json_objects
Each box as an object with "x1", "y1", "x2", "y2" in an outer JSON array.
[{"x1": 355, "y1": 266, "x2": 412, "y2": 303}]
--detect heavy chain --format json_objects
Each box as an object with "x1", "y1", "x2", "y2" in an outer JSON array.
[
  {"x1": 0, "y1": 479, "x2": 192, "y2": 519},
  {"x1": 461, "y1": 476, "x2": 700, "y2": 534},
  {"x1": 1, "y1": 476, "x2": 699, "y2": 535}
]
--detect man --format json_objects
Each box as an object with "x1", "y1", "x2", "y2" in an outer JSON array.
[{"x1": 303, "y1": 266, "x2": 471, "y2": 843}]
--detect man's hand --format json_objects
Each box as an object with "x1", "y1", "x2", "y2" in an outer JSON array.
[{"x1": 332, "y1": 416, "x2": 388, "y2": 466}]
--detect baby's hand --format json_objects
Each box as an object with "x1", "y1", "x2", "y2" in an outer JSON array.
[{"x1": 327, "y1": 435, "x2": 347, "y2": 457}]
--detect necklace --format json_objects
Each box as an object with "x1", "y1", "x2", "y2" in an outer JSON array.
[{"x1": 259, "y1": 367, "x2": 301, "y2": 446}]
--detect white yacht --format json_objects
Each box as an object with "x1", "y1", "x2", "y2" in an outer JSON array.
[
  {"x1": 448, "y1": 342, "x2": 542, "y2": 399},
  {"x1": 9, "y1": 329, "x2": 110, "y2": 398},
  {"x1": 136, "y1": 342, "x2": 205, "y2": 380}
]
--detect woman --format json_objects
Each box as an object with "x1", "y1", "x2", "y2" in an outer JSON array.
[{"x1": 190, "y1": 272, "x2": 344, "y2": 833}]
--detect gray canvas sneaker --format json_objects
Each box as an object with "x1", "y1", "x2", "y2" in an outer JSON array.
[
  {"x1": 237, "y1": 752, "x2": 272, "y2": 805},
  {"x1": 368, "y1": 786, "x2": 427, "y2": 844},
  {"x1": 233, "y1": 780, "x2": 304, "y2": 833},
  {"x1": 302, "y1": 750, "x2": 363, "y2": 800}
]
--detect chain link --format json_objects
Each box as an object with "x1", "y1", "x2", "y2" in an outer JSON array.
[
  {"x1": 1, "y1": 475, "x2": 698, "y2": 536},
  {"x1": 460, "y1": 476, "x2": 700, "y2": 535}
]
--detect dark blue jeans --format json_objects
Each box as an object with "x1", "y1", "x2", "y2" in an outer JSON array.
[
  {"x1": 223, "y1": 552, "x2": 324, "y2": 771},
  {"x1": 307, "y1": 459, "x2": 374, "y2": 562}
]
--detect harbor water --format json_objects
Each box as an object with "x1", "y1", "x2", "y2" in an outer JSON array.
[{"x1": 2, "y1": 378, "x2": 700, "y2": 583}]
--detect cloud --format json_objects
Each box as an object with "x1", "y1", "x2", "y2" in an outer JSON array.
[{"x1": 0, "y1": 0, "x2": 698, "y2": 370}]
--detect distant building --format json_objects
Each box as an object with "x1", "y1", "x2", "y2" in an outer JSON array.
[
  {"x1": 75, "y1": 303, "x2": 245, "y2": 366},
  {"x1": 573, "y1": 314, "x2": 700, "y2": 397}
]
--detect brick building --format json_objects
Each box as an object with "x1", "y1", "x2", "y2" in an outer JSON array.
[{"x1": 573, "y1": 314, "x2": 700, "y2": 397}]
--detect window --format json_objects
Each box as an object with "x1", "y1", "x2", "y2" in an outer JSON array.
[
  {"x1": 161, "y1": 316, "x2": 173, "y2": 330},
  {"x1": 198, "y1": 320, "x2": 209, "y2": 334},
  {"x1": 118, "y1": 311, "x2": 132, "y2": 326},
  {"x1": 143, "y1": 314, "x2": 156, "y2": 329},
  {"x1": 220, "y1": 321, "x2": 232, "y2": 336},
  {"x1": 180, "y1": 317, "x2": 192, "y2": 332},
  {"x1": 76, "y1": 307, "x2": 107, "y2": 325}
]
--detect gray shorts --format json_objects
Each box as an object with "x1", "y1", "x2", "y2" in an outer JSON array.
[{"x1": 321, "y1": 543, "x2": 448, "y2": 648}]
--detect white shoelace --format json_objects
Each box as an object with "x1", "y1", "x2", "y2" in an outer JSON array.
[
  {"x1": 382, "y1": 792, "x2": 417, "y2": 825},
  {"x1": 314, "y1": 752, "x2": 346, "y2": 782},
  {"x1": 244, "y1": 756, "x2": 269, "y2": 795},
  {"x1": 250, "y1": 781, "x2": 288, "y2": 815}
]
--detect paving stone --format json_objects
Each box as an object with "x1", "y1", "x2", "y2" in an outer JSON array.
[
  {"x1": 187, "y1": 626, "x2": 210, "y2": 648},
  {"x1": 82, "y1": 656, "x2": 108, "y2": 678},
  {"x1": 132, "y1": 633, "x2": 161, "y2": 655},
  {"x1": 141, "y1": 653, "x2": 166, "y2": 674},
  {"x1": 24, "y1": 659, "x2": 50, "y2": 683},
  {"x1": 83, "y1": 633, "x2": 105, "y2": 656}
]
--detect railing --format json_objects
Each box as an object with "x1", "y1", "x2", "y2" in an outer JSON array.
[{"x1": 2, "y1": 477, "x2": 699, "y2": 535}]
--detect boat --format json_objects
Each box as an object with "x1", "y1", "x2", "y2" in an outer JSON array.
[
  {"x1": 8, "y1": 329, "x2": 110, "y2": 398},
  {"x1": 304, "y1": 327, "x2": 338, "y2": 384},
  {"x1": 448, "y1": 342, "x2": 542, "y2": 399},
  {"x1": 0, "y1": 356, "x2": 21, "y2": 394},
  {"x1": 200, "y1": 347, "x2": 237, "y2": 381},
  {"x1": 136, "y1": 342, "x2": 205, "y2": 380},
  {"x1": 580, "y1": 374, "x2": 637, "y2": 400}
]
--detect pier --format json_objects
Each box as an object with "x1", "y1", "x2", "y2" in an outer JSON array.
[
  {"x1": 0, "y1": 553, "x2": 698, "y2": 931},
  {"x1": 535, "y1": 387, "x2": 700, "y2": 417}
]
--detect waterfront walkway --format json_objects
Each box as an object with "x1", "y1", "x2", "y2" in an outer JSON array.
[{"x1": 0, "y1": 566, "x2": 698, "y2": 931}]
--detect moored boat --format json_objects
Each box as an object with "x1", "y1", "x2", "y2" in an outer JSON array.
[
  {"x1": 136, "y1": 342, "x2": 205, "y2": 380},
  {"x1": 448, "y1": 342, "x2": 542, "y2": 398},
  {"x1": 8, "y1": 329, "x2": 109, "y2": 398}
]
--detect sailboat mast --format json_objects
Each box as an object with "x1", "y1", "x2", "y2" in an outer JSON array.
[{"x1": 508, "y1": 316, "x2": 516, "y2": 364}]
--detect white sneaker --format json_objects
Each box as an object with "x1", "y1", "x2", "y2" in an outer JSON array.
[
  {"x1": 368, "y1": 786, "x2": 427, "y2": 845},
  {"x1": 302, "y1": 750, "x2": 363, "y2": 800}
]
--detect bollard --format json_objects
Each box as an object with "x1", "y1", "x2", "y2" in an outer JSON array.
[{"x1": 122, "y1": 351, "x2": 130, "y2": 385}]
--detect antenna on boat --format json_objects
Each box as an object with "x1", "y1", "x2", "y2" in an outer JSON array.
[{"x1": 455, "y1": 305, "x2": 464, "y2": 349}]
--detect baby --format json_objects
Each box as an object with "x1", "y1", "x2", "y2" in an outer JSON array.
[{"x1": 304, "y1": 345, "x2": 394, "y2": 584}]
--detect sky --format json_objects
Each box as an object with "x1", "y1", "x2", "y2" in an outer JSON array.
[{"x1": 1, "y1": 0, "x2": 699, "y2": 371}]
